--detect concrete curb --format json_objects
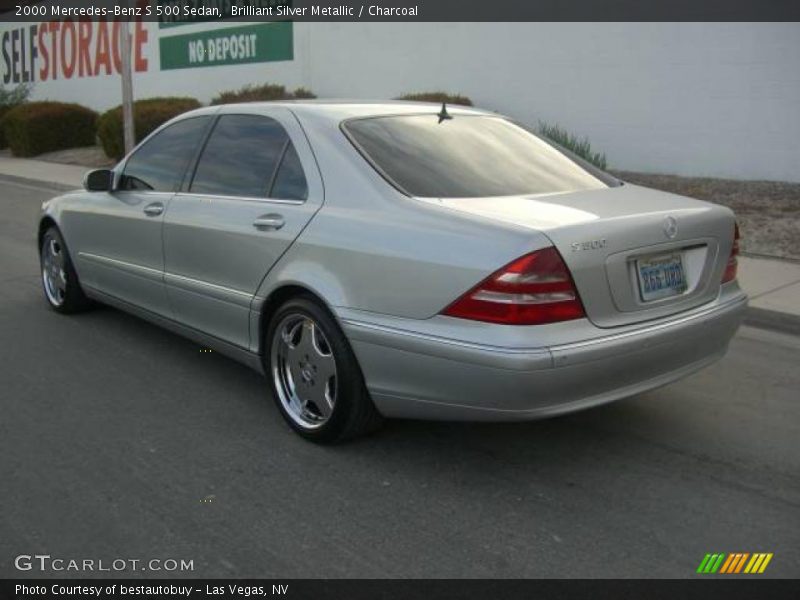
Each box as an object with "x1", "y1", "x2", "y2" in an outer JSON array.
[
  {"x1": 742, "y1": 251, "x2": 800, "y2": 266},
  {"x1": 0, "y1": 173, "x2": 76, "y2": 193},
  {"x1": 743, "y1": 307, "x2": 800, "y2": 337}
]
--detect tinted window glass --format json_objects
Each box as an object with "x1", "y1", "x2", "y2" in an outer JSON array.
[
  {"x1": 270, "y1": 142, "x2": 308, "y2": 201},
  {"x1": 121, "y1": 117, "x2": 210, "y2": 192},
  {"x1": 191, "y1": 115, "x2": 288, "y2": 197},
  {"x1": 344, "y1": 115, "x2": 609, "y2": 198}
]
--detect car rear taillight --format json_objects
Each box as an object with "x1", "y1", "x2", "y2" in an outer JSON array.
[
  {"x1": 442, "y1": 247, "x2": 585, "y2": 325},
  {"x1": 722, "y1": 222, "x2": 740, "y2": 284}
]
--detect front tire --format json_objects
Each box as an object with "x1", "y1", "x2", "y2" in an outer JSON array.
[
  {"x1": 266, "y1": 296, "x2": 383, "y2": 443},
  {"x1": 40, "y1": 226, "x2": 92, "y2": 314}
]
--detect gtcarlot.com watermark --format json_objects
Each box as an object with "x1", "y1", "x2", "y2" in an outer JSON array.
[{"x1": 14, "y1": 554, "x2": 194, "y2": 573}]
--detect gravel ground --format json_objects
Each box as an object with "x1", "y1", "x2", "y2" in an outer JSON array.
[{"x1": 615, "y1": 171, "x2": 800, "y2": 261}]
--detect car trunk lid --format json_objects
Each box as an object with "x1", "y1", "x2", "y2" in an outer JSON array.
[{"x1": 420, "y1": 184, "x2": 736, "y2": 328}]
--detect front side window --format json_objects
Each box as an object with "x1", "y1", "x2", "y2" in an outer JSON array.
[
  {"x1": 190, "y1": 114, "x2": 295, "y2": 198},
  {"x1": 344, "y1": 114, "x2": 613, "y2": 198},
  {"x1": 120, "y1": 116, "x2": 211, "y2": 192}
]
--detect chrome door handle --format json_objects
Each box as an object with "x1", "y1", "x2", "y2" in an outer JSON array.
[
  {"x1": 253, "y1": 214, "x2": 285, "y2": 231},
  {"x1": 143, "y1": 202, "x2": 164, "y2": 217}
]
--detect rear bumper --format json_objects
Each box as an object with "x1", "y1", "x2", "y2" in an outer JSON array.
[{"x1": 340, "y1": 291, "x2": 747, "y2": 421}]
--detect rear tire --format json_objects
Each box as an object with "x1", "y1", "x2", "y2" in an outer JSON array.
[
  {"x1": 40, "y1": 226, "x2": 92, "y2": 314},
  {"x1": 265, "y1": 296, "x2": 383, "y2": 443}
]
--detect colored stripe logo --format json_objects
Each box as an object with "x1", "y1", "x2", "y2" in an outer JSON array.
[{"x1": 697, "y1": 553, "x2": 773, "y2": 574}]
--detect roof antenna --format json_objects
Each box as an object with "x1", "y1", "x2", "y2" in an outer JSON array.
[{"x1": 437, "y1": 102, "x2": 453, "y2": 124}]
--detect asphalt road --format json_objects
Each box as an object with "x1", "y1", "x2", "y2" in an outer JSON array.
[{"x1": 1, "y1": 177, "x2": 799, "y2": 579}]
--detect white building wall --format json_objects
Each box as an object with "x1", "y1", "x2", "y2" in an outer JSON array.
[{"x1": 3, "y1": 21, "x2": 799, "y2": 182}]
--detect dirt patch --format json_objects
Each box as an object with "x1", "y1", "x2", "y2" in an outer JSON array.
[{"x1": 614, "y1": 171, "x2": 800, "y2": 261}]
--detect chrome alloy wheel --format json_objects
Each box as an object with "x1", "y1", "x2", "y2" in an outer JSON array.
[
  {"x1": 271, "y1": 313, "x2": 338, "y2": 429},
  {"x1": 42, "y1": 235, "x2": 67, "y2": 307}
]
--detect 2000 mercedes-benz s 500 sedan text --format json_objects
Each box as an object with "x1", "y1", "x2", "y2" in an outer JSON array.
[{"x1": 38, "y1": 101, "x2": 747, "y2": 442}]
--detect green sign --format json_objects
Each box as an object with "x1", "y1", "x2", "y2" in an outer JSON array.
[{"x1": 159, "y1": 22, "x2": 293, "y2": 70}]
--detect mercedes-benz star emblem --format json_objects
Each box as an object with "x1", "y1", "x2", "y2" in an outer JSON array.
[{"x1": 664, "y1": 216, "x2": 678, "y2": 239}]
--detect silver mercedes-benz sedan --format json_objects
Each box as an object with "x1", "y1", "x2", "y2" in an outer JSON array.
[{"x1": 38, "y1": 101, "x2": 747, "y2": 442}]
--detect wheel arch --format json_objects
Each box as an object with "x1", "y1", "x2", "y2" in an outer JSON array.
[
  {"x1": 256, "y1": 283, "x2": 344, "y2": 355},
  {"x1": 37, "y1": 216, "x2": 59, "y2": 251}
]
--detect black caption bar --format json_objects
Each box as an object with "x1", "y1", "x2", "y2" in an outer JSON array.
[
  {"x1": 2, "y1": 0, "x2": 800, "y2": 22},
  {"x1": 3, "y1": 579, "x2": 800, "y2": 600}
]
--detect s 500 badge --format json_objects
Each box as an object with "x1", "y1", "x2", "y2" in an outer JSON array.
[{"x1": 571, "y1": 239, "x2": 607, "y2": 252}]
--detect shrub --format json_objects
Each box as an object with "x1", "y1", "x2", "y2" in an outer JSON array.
[
  {"x1": 211, "y1": 83, "x2": 288, "y2": 105},
  {"x1": 3, "y1": 101, "x2": 96, "y2": 157},
  {"x1": 97, "y1": 97, "x2": 202, "y2": 160},
  {"x1": 0, "y1": 83, "x2": 33, "y2": 149},
  {"x1": 0, "y1": 82, "x2": 32, "y2": 107},
  {"x1": 396, "y1": 91, "x2": 473, "y2": 106},
  {"x1": 537, "y1": 121, "x2": 608, "y2": 170},
  {"x1": 292, "y1": 87, "x2": 317, "y2": 99},
  {"x1": 210, "y1": 83, "x2": 317, "y2": 105}
]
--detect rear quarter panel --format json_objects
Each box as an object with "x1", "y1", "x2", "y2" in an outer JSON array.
[{"x1": 255, "y1": 110, "x2": 551, "y2": 319}]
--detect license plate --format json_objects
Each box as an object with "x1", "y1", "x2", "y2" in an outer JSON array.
[{"x1": 636, "y1": 253, "x2": 687, "y2": 302}]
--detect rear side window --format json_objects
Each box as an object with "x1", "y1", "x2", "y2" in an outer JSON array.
[
  {"x1": 344, "y1": 114, "x2": 609, "y2": 198},
  {"x1": 270, "y1": 142, "x2": 308, "y2": 201},
  {"x1": 191, "y1": 114, "x2": 293, "y2": 198},
  {"x1": 120, "y1": 116, "x2": 211, "y2": 192}
]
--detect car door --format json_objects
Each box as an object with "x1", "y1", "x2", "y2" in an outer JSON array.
[
  {"x1": 68, "y1": 115, "x2": 214, "y2": 317},
  {"x1": 162, "y1": 107, "x2": 323, "y2": 349}
]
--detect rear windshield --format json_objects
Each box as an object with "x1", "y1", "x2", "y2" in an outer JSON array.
[{"x1": 343, "y1": 114, "x2": 614, "y2": 198}]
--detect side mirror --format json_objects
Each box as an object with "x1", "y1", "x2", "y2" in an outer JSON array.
[{"x1": 83, "y1": 169, "x2": 113, "y2": 192}]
